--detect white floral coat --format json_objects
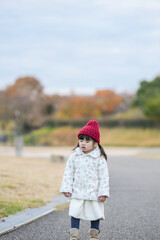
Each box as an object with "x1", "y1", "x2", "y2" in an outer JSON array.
[{"x1": 60, "y1": 147, "x2": 109, "y2": 201}]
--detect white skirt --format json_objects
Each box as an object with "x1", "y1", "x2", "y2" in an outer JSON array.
[{"x1": 69, "y1": 199, "x2": 105, "y2": 221}]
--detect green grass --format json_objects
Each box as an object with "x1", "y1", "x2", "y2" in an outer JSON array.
[
  {"x1": 0, "y1": 199, "x2": 45, "y2": 218},
  {"x1": 0, "y1": 201, "x2": 24, "y2": 218},
  {"x1": 24, "y1": 126, "x2": 78, "y2": 146},
  {"x1": 24, "y1": 126, "x2": 56, "y2": 146}
]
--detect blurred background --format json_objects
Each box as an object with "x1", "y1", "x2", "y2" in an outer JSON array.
[
  {"x1": 0, "y1": 0, "x2": 160, "y2": 221},
  {"x1": 0, "y1": 0, "x2": 160, "y2": 151}
]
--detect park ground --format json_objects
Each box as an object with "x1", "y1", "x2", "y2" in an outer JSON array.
[
  {"x1": 0, "y1": 152, "x2": 160, "y2": 240},
  {"x1": 0, "y1": 146, "x2": 160, "y2": 219}
]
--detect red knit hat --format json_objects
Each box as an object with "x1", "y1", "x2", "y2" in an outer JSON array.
[{"x1": 78, "y1": 120, "x2": 100, "y2": 143}]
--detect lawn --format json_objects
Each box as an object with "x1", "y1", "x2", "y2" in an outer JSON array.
[
  {"x1": 100, "y1": 127, "x2": 160, "y2": 147},
  {"x1": 0, "y1": 155, "x2": 66, "y2": 219},
  {"x1": 24, "y1": 126, "x2": 160, "y2": 147},
  {"x1": 1, "y1": 125, "x2": 160, "y2": 218}
]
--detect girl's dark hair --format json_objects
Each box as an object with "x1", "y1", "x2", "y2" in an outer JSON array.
[
  {"x1": 74, "y1": 134, "x2": 107, "y2": 161},
  {"x1": 98, "y1": 143, "x2": 107, "y2": 161}
]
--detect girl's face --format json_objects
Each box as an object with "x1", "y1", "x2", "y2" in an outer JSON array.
[{"x1": 78, "y1": 135, "x2": 97, "y2": 154}]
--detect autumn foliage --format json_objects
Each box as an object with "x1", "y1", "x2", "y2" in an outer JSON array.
[
  {"x1": 55, "y1": 97, "x2": 100, "y2": 119},
  {"x1": 55, "y1": 90, "x2": 122, "y2": 119},
  {"x1": 95, "y1": 90, "x2": 122, "y2": 114},
  {"x1": 0, "y1": 76, "x2": 123, "y2": 131}
]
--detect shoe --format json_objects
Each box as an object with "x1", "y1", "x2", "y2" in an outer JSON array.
[
  {"x1": 70, "y1": 228, "x2": 80, "y2": 240},
  {"x1": 89, "y1": 228, "x2": 100, "y2": 240}
]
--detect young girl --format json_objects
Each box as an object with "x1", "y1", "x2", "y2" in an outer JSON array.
[{"x1": 60, "y1": 120, "x2": 109, "y2": 240}]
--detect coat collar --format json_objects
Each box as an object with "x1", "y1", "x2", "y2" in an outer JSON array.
[{"x1": 74, "y1": 146, "x2": 101, "y2": 158}]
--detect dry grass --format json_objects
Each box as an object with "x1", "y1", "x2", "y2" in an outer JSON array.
[
  {"x1": 100, "y1": 127, "x2": 160, "y2": 147},
  {"x1": 137, "y1": 154, "x2": 160, "y2": 159},
  {"x1": 0, "y1": 156, "x2": 66, "y2": 218},
  {"x1": 24, "y1": 126, "x2": 160, "y2": 147},
  {"x1": 55, "y1": 202, "x2": 70, "y2": 211}
]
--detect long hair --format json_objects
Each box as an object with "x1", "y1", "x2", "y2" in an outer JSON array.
[{"x1": 74, "y1": 134, "x2": 107, "y2": 161}]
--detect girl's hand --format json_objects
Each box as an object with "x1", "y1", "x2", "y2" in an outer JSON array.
[
  {"x1": 98, "y1": 196, "x2": 107, "y2": 202},
  {"x1": 64, "y1": 192, "x2": 71, "y2": 197}
]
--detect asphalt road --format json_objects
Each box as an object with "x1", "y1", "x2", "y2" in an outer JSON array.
[{"x1": 1, "y1": 156, "x2": 160, "y2": 240}]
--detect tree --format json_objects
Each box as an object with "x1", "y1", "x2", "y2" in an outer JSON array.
[
  {"x1": 133, "y1": 75, "x2": 160, "y2": 121},
  {"x1": 144, "y1": 96, "x2": 160, "y2": 121},
  {"x1": 55, "y1": 97, "x2": 101, "y2": 119},
  {"x1": 0, "y1": 91, "x2": 12, "y2": 129},
  {"x1": 95, "y1": 90, "x2": 122, "y2": 115},
  {"x1": 4, "y1": 76, "x2": 45, "y2": 128},
  {"x1": 0, "y1": 76, "x2": 49, "y2": 155},
  {"x1": 54, "y1": 90, "x2": 122, "y2": 119}
]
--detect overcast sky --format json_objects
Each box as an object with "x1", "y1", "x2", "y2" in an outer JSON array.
[{"x1": 0, "y1": 0, "x2": 160, "y2": 95}]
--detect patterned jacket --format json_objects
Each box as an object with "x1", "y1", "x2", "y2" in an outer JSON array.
[{"x1": 60, "y1": 147, "x2": 109, "y2": 201}]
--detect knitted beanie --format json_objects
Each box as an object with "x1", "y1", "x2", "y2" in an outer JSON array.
[{"x1": 78, "y1": 120, "x2": 100, "y2": 143}]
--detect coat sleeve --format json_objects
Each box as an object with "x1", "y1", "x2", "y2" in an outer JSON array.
[
  {"x1": 60, "y1": 154, "x2": 74, "y2": 193},
  {"x1": 98, "y1": 157, "x2": 110, "y2": 197}
]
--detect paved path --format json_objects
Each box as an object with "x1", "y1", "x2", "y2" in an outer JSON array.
[
  {"x1": 0, "y1": 195, "x2": 68, "y2": 235},
  {"x1": 1, "y1": 146, "x2": 160, "y2": 159},
  {"x1": 1, "y1": 155, "x2": 160, "y2": 240}
]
